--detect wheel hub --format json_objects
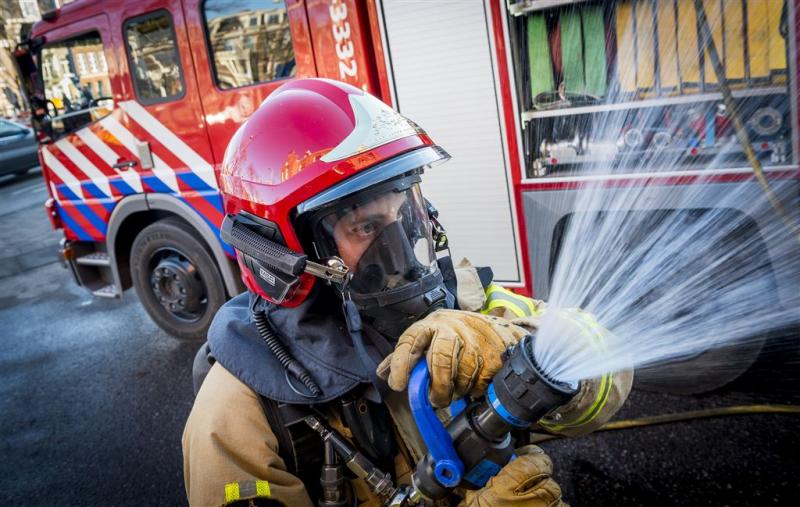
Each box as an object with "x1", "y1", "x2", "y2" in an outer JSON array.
[{"x1": 150, "y1": 254, "x2": 203, "y2": 315}]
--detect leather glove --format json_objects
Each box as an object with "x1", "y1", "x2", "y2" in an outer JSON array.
[
  {"x1": 459, "y1": 445, "x2": 567, "y2": 507},
  {"x1": 377, "y1": 309, "x2": 528, "y2": 408}
]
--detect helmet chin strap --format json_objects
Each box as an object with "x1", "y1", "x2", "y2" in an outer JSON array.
[{"x1": 340, "y1": 278, "x2": 391, "y2": 399}]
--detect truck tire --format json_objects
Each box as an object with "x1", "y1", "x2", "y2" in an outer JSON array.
[{"x1": 130, "y1": 217, "x2": 226, "y2": 340}]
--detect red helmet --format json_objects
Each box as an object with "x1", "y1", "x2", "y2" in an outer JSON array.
[{"x1": 220, "y1": 78, "x2": 450, "y2": 311}]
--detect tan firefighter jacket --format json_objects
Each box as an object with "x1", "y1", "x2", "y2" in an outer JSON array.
[{"x1": 183, "y1": 259, "x2": 632, "y2": 506}]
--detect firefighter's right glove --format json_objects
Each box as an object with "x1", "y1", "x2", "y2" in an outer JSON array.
[
  {"x1": 458, "y1": 445, "x2": 567, "y2": 507},
  {"x1": 376, "y1": 310, "x2": 528, "y2": 408}
]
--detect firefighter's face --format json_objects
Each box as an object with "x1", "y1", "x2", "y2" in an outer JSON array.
[{"x1": 330, "y1": 191, "x2": 406, "y2": 269}]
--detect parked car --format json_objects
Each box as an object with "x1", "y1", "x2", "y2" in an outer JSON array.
[{"x1": 0, "y1": 118, "x2": 39, "y2": 176}]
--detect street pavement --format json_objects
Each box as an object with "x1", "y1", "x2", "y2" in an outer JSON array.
[
  {"x1": 1, "y1": 172, "x2": 799, "y2": 506},
  {"x1": 545, "y1": 363, "x2": 800, "y2": 506},
  {"x1": 1, "y1": 169, "x2": 198, "y2": 504},
  {"x1": 0, "y1": 168, "x2": 58, "y2": 278}
]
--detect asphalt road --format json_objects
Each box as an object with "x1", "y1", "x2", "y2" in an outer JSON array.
[
  {"x1": 0, "y1": 169, "x2": 198, "y2": 504},
  {"x1": 1, "y1": 171, "x2": 799, "y2": 506}
]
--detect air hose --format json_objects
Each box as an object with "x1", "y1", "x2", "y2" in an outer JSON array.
[
  {"x1": 251, "y1": 305, "x2": 322, "y2": 398},
  {"x1": 693, "y1": 0, "x2": 800, "y2": 243},
  {"x1": 530, "y1": 404, "x2": 800, "y2": 443}
]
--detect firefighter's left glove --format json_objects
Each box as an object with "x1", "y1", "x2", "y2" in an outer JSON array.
[
  {"x1": 458, "y1": 445, "x2": 567, "y2": 507},
  {"x1": 377, "y1": 310, "x2": 528, "y2": 408}
]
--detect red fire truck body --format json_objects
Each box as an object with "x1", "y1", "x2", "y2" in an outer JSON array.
[{"x1": 13, "y1": 0, "x2": 800, "y2": 340}]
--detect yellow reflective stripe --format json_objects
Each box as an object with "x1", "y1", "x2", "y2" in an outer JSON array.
[
  {"x1": 489, "y1": 284, "x2": 538, "y2": 317},
  {"x1": 540, "y1": 308, "x2": 613, "y2": 431},
  {"x1": 224, "y1": 483, "x2": 240, "y2": 503},
  {"x1": 224, "y1": 481, "x2": 271, "y2": 504},
  {"x1": 482, "y1": 298, "x2": 526, "y2": 318},
  {"x1": 563, "y1": 311, "x2": 612, "y2": 425},
  {"x1": 569, "y1": 310, "x2": 609, "y2": 353},
  {"x1": 482, "y1": 284, "x2": 538, "y2": 317},
  {"x1": 255, "y1": 480, "x2": 271, "y2": 497},
  {"x1": 541, "y1": 371, "x2": 612, "y2": 430},
  {"x1": 484, "y1": 284, "x2": 503, "y2": 298},
  {"x1": 569, "y1": 372, "x2": 612, "y2": 427}
]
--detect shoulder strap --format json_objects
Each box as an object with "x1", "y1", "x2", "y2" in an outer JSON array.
[
  {"x1": 256, "y1": 396, "x2": 324, "y2": 499},
  {"x1": 476, "y1": 266, "x2": 493, "y2": 289},
  {"x1": 340, "y1": 393, "x2": 396, "y2": 471},
  {"x1": 438, "y1": 256, "x2": 458, "y2": 298},
  {"x1": 343, "y1": 300, "x2": 391, "y2": 400}
]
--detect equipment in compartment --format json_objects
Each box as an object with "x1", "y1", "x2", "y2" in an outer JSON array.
[
  {"x1": 513, "y1": 0, "x2": 791, "y2": 177},
  {"x1": 510, "y1": 0, "x2": 789, "y2": 88},
  {"x1": 656, "y1": 0, "x2": 680, "y2": 92},
  {"x1": 527, "y1": 14, "x2": 555, "y2": 98},
  {"x1": 529, "y1": 94, "x2": 790, "y2": 176},
  {"x1": 701, "y1": 0, "x2": 724, "y2": 87},
  {"x1": 581, "y1": 6, "x2": 607, "y2": 96},
  {"x1": 611, "y1": 0, "x2": 787, "y2": 95},
  {"x1": 723, "y1": 0, "x2": 746, "y2": 82},
  {"x1": 523, "y1": 4, "x2": 608, "y2": 110}
]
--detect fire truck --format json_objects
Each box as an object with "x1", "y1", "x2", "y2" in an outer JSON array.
[{"x1": 12, "y1": 0, "x2": 800, "y2": 384}]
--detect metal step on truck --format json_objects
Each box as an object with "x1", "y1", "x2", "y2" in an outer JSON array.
[{"x1": 13, "y1": 0, "x2": 800, "y2": 392}]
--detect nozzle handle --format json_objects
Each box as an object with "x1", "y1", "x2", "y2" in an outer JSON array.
[{"x1": 408, "y1": 361, "x2": 464, "y2": 488}]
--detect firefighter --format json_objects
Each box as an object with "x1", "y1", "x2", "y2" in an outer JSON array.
[{"x1": 182, "y1": 78, "x2": 632, "y2": 507}]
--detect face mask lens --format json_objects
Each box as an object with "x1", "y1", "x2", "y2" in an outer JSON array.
[{"x1": 315, "y1": 183, "x2": 436, "y2": 294}]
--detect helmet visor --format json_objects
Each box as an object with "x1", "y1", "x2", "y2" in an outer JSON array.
[{"x1": 315, "y1": 183, "x2": 437, "y2": 294}]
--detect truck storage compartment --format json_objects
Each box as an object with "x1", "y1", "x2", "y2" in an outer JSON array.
[{"x1": 506, "y1": 0, "x2": 793, "y2": 178}]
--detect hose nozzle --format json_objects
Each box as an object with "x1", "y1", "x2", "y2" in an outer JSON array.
[
  {"x1": 409, "y1": 334, "x2": 581, "y2": 502},
  {"x1": 488, "y1": 334, "x2": 580, "y2": 429}
]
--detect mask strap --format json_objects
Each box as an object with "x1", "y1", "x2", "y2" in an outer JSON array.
[{"x1": 341, "y1": 284, "x2": 391, "y2": 400}]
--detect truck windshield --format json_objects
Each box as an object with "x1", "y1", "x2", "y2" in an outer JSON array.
[
  {"x1": 203, "y1": 0, "x2": 296, "y2": 89},
  {"x1": 40, "y1": 31, "x2": 113, "y2": 138}
]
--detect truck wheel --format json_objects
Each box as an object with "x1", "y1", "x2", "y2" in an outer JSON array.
[{"x1": 130, "y1": 217, "x2": 226, "y2": 340}]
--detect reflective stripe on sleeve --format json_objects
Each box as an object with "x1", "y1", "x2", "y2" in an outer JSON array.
[
  {"x1": 224, "y1": 480, "x2": 271, "y2": 504},
  {"x1": 541, "y1": 371, "x2": 613, "y2": 431},
  {"x1": 481, "y1": 284, "x2": 539, "y2": 318},
  {"x1": 539, "y1": 308, "x2": 613, "y2": 431},
  {"x1": 224, "y1": 483, "x2": 239, "y2": 503},
  {"x1": 255, "y1": 481, "x2": 271, "y2": 497}
]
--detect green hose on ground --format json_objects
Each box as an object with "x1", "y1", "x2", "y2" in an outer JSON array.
[{"x1": 531, "y1": 404, "x2": 800, "y2": 443}]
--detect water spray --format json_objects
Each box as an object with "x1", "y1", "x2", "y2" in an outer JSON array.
[{"x1": 528, "y1": 0, "x2": 800, "y2": 392}]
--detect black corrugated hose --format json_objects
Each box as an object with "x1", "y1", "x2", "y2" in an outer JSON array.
[{"x1": 251, "y1": 304, "x2": 322, "y2": 398}]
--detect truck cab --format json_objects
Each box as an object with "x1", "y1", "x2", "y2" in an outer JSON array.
[{"x1": 12, "y1": 0, "x2": 386, "y2": 339}]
